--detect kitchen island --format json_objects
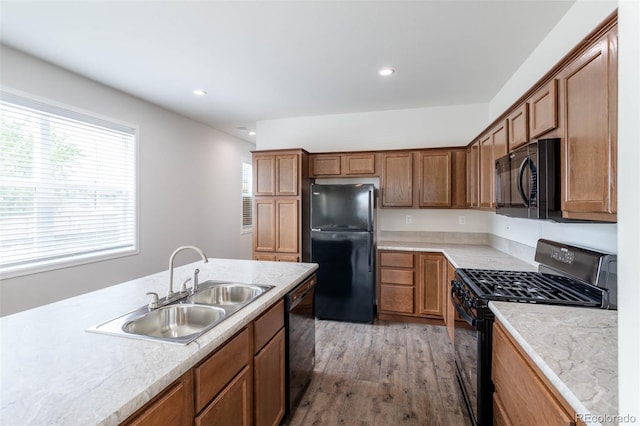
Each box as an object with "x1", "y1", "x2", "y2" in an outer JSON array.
[{"x1": 0, "y1": 258, "x2": 317, "y2": 425}]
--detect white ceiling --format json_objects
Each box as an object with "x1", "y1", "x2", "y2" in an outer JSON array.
[{"x1": 0, "y1": 1, "x2": 575, "y2": 142}]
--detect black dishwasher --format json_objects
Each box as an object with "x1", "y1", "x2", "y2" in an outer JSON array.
[{"x1": 284, "y1": 275, "x2": 316, "y2": 416}]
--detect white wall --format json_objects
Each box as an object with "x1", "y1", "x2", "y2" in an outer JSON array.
[
  {"x1": 257, "y1": 103, "x2": 489, "y2": 152},
  {"x1": 617, "y1": 0, "x2": 640, "y2": 420},
  {"x1": 0, "y1": 46, "x2": 255, "y2": 316}
]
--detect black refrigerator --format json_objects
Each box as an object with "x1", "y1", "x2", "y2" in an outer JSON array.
[{"x1": 310, "y1": 183, "x2": 375, "y2": 323}]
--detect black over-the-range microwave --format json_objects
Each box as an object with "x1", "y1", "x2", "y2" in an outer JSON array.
[{"x1": 495, "y1": 138, "x2": 563, "y2": 221}]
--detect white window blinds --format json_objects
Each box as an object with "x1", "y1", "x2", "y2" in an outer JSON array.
[
  {"x1": 0, "y1": 90, "x2": 137, "y2": 277},
  {"x1": 241, "y1": 162, "x2": 252, "y2": 232}
]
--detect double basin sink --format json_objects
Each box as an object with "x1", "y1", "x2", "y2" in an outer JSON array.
[{"x1": 89, "y1": 281, "x2": 273, "y2": 345}]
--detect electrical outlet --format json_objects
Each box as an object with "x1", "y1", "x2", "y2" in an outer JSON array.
[
  {"x1": 458, "y1": 215, "x2": 466, "y2": 225},
  {"x1": 405, "y1": 215, "x2": 412, "y2": 224}
]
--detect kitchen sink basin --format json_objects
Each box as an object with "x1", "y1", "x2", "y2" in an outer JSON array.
[
  {"x1": 88, "y1": 281, "x2": 274, "y2": 345},
  {"x1": 189, "y1": 282, "x2": 269, "y2": 305},
  {"x1": 123, "y1": 305, "x2": 226, "y2": 339}
]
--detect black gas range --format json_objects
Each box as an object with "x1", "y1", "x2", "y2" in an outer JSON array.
[{"x1": 451, "y1": 239, "x2": 617, "y2": 426}]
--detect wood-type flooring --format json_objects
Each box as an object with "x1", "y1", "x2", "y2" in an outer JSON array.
[{"x1": 285, "y1": 319, "x2": 471, "y2": 426}]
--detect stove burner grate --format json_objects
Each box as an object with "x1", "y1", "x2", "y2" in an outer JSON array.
[{"x1": 456, "y1": 269, "x2": 603, "y2": 307}]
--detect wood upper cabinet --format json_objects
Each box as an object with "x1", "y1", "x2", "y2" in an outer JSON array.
[
  {"x1": 559, "y1": 25, "x2": 617, "y2": 221},
  {"x1": 253, "y1": 151, "x2": 300, "y2": 196},
  {"x1": 416, "y1": 253, "x2": 445, "y2": 319},
  {"x1": 450, "y1": 149, "x2": 467, "y2": 209},
  {"x1": 310, "y1": 154, "x2": 341, "y2": 176},
  {"x1": 492, "y1": 320, "x2": 576, "y2": 426},
  {"x1": 417, "y1": 151, "x2": 452, "y2": 208},
  {"x1": 381, "y1": 152, "x2": 413, "y2": 207},
  {"x1": 529, "y1": 79, "x2": 558, "y2": 139},
  {"x1": 467, "y1": 141, "x2": 480, "y2": 208},
  {"x1": 124, "y1": 371, "x2": 194, "y2": 426},
  {"x1": 479, "y1": 121, "x2": 507, "y2": 210},
  {"x1": 309, "y1": 152, "x2": 376, "y2": 177},
  {"x1": 508, "y1": 103, "x2": 529, "y2": 151},
  {"x1": 478, "y1": 134, "x2": 493, "y2": 209}
]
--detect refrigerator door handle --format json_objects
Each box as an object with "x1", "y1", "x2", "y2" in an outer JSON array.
[
  {"x1": 368, "y1": 189, "x2": 374, "y2": 231},
  {"x1": 368, "y1": 233, "x2": 373, "y2": 273}
]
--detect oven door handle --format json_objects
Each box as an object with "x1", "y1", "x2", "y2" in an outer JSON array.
[{"x1": 451, "y1": 287, "x2": 477, "y2": 328}]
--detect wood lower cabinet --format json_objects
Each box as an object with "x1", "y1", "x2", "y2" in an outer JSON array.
[
  {"x1": 253, "y1": 300, "x2": 285, "y2": 426},
  {"x1": 492, "y1": 320, "x2": 577, "y2": 426},
  {"x1": 123, "y1": 371, "x2": 194, "y2": 426},
  {"x1": 252, "y1": 149, "x2": 309, "y2": 261},
  {"x1": 445, "y1": 261, "x2": 456, "y2": 344},
  {"x1": 196, "y1": 367, "x2": 252, "y2": 426},
  {"x1": 559, "y1": 24, "x2": 617, "y2": 221},
  {"x1": 416, "y1": 253, "x2": 445, "y2": 318},
  {"x1": 378, "y1": 250, "x2": 447, "y2": 323}
]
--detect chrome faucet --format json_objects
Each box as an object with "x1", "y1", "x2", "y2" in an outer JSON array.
[{"x1": 168, "y1": 246, "x2": 208, "y2": 298}]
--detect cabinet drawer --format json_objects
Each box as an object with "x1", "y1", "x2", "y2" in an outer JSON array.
[
  {"x1": 254, "y1": 300, "x2": 284, "y2": 353},
  {"x1": 379, "y1": 285, "x2": 415, "y2": 314},
  {"x1": 195, "y1": 328, "x2": 250, "y2": 413},
  {"x1": 379, "y1": 252, "x2": 414, "y2": 268},
  {"x1": 380, "y1": 268, "x2": 414, "y2": 286}
]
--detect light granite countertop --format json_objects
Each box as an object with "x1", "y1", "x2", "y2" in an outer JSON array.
[
  {"x1": 0, "y1": 259, "x2": 318, "y2": 426},
  {"x1": 377, "y1": 240, "x2": 538, "y2": 271},
  {"x1": 490, "y1": 301, "x2": 617, "y2": 426}
]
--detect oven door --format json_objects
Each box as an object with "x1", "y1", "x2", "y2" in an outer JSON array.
[{"x1": 451, "y1": 281, "x2": 493, "y2": 426}]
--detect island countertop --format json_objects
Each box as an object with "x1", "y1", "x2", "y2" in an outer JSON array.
[{"x1": 0, "y1": 258, "x2": 318, "y2": 426}]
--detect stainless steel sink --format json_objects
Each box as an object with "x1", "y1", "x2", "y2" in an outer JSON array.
[
  {"x1": 189, "y1": 282, "x2": 269, "y2": 305},
  {"x1": 88, "y1": 281, "x2": 274, "y2": 345},
  {"x1": 123, "y1": 305, "x2": 226, "y2": 339}
]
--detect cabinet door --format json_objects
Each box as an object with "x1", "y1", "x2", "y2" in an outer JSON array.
[
  {"x1": 254, "y1": 155, "x2": 275, "y2": 196},
  {"x1": 508, "y1": 103, "x2": 529, "y2": 150},
  {"x1": 560, "y1": 27, "x2": 617, "y2": 219},
  {"x1": 275, "y1": 154, "x2": 299, "y2": 196},
  {"x1": 417, "y1": 253, "x2": 445, "y2": 319},
  {"x1": 381, "y1": 152, "x2": 413, "y2": 207},
  {"x1": 451, "y1": 150, "x2": 467, "y2": 209},
  {"x1": 195, "y1": 366, "x2": 252, "y2": 426},
  {"x1": 417, "y1": 151, "x2": 452, "y2": 208},
  {"x1": 310, "y1": 154, "x2": 341, "y2": 176},
  {"x1": 254, "y1": 328, "x2": 286, "y2": 426},
  {"x1": 379, "y1": 285, "x2": 415, "y2": 314},
  {"x1": 125, "y1": 372, "x2": 194, "y2": 426},
  {"x1": 466, "y1": 142, "x2": 480, "y2": 208},
  {"x1": 254, "y1": 199, "x2": 276, "y2": 252},
  {"x1": 478, "y1": 134, "x2": 493, "y2": 209},
  {"x1": 275, "y1": 199, "x2": 299, "y2": 253},
  {"x1": 492, "y1": 322, "x2": 575, "y2": 426},
  {"x1": 445, "y1": 261, "x2": 456, "y2": 344},
  {"x1": 529, "y1": 79, "x2": 558, "y2": 139},
  {"x1": 342, "y1": 153, "x2": 376, "y2": 175}
]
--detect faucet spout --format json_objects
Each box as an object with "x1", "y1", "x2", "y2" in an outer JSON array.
[{"x1": 168, "y1": 245, "x2": 209, "y2": 298}]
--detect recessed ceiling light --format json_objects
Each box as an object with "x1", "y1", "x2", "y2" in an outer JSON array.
[
  {"x1": 378, "y1": 68, "x2": 395, "y2": 77},
  {"x1": 249, "y1": 131, "x2": 256, "y2": 136},
  {"x1": 237, "y1": 126, "x2": 248, "y2": 132},
  {"x1": 193, "y1": 89, "x2": 207, "y2": 96}
]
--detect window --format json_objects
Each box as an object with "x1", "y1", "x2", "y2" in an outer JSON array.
[
  {"x1": 241, "y1": 161, "x2": 252, "y2": 233},
  {"x1": 0, "y1": 90, "x2": 138, "y2": 277}
]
